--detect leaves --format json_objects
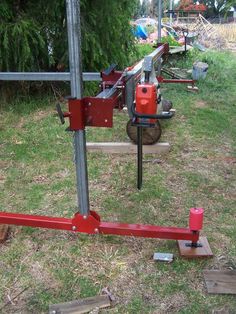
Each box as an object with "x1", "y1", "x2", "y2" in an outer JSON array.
[
  {"x1": 0, "y1": 0, "x2": 139, "y2": 72},
  {"x1": 0, "y1": 18, "x2": 48, "y2": 71}
]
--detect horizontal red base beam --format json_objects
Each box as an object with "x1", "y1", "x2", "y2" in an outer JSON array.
[
  {"x1": 0, "y1": 212, "x2": 73, "y2": 230},
  {"x1": 99, "y1": 222, "x2": 199, "y2": 241},
  {"x1": 0, "y1": 211, "x2": 199, "y2": 242},
  {"x1": 160, "y1": 78, "x2": 195, "y2": 84}
]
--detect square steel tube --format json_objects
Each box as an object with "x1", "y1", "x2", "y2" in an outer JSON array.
[{"x1": 0, "y1": 72, "x2": 101, "y2": 82}]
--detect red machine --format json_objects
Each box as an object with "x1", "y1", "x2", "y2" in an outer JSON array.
[{"x1": 0, "y1": 35, "x2": 211, "y2": 257}]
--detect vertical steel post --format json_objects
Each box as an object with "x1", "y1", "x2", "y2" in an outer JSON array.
[
  {"x1": 170, "y1": 0, "x2": 173, "y2": 25},
  {"x1": 157, "y1": 0, "x2": 162, "y2": 75},
  {"x1": 158, "y1": 0, "x2": 162, "y2": 42},
  {"x1": 66, "y1": 0, "x2": 90, "y2": 216}
]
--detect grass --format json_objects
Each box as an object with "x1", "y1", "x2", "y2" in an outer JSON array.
[
  {"x1": 0, "y1": 49, "x2": 236, "y2": 313},
  {"x1": 214, "y1": 23, "x2": 236, "y2": 43}
]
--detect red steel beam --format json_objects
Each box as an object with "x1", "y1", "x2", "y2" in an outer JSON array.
[
  {"x1": 0, "y1": 212, "x2": 199, "y2": 242},
  {"x1": 161, "y1": 79, "x2": 194, "y2": 84},
  {"x1": 99, "y1": 222, "x2": 199, "y2": 241},
  {"x1": 0, "y1": 212, "x2": 73, "y2": 231}
]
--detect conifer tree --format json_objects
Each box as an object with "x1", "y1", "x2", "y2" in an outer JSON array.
[{"x1": 0, "y1": 0, "x2": 138, "y2": 72}]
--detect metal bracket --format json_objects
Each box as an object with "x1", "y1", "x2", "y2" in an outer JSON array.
[{"x1": 185, "y1": 242, "x2": 203, "y2": 248}]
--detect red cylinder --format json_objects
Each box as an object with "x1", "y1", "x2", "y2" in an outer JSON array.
[{"x1": 189, "y1": 208, "x2": 204, "y2": 231}]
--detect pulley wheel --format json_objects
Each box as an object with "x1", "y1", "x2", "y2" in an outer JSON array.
[{"x1": 126, "y1": 119, "x2": 162, "y2": 145}]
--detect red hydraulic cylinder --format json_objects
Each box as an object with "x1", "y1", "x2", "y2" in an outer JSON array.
[{"x1": 189, "y1": 208, "x2": 204, "y2": 231}]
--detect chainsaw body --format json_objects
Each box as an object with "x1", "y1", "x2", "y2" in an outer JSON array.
[{"x1": 135, "y1": 83, "x2": 158, "y2": 125}]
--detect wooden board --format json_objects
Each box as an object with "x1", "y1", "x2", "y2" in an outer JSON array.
[
  {"x1": 169, "y1": 45, "x2": 193, "y2": 55},
  {"x1": 212, "y1": 308, "x2": 231, "y2": 314},
  {"x1": 0, "y1": 225, "x2": 9, "y2": 243},
  {"x1": 49, "y1": 295, "x2": 111, "y2": 314},
  {"x1": 86, "y1": 142, "x2": 170, "y2": 154},
  {"x1": 203, "y1": 270, "x2": 236, "y2": 294},
  {"x1": 177, "y1": 236, "x2": 213, "y2": 258}
]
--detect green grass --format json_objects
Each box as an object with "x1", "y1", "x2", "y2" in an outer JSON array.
[{"x1": 0, "y1": 49, "x2": 236, "y2": 313}]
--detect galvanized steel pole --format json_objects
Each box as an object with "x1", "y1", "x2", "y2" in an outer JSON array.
[
  {"x1": 158, "y1": 0, "x2": 162, "y2": 42},
  {"x1": 66, "y1": 0, "x2": 90, "y2": 216},
  {"x1": 170, "y1": 0, "x2": 173, "y2": 25},
  {"x1": 157, "y1": 0, "x2": 162, "y2": 75}
]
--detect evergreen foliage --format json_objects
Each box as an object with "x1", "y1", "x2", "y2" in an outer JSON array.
[{"x1": 0, "y1": 0, "x2": 138, "y2": 72}]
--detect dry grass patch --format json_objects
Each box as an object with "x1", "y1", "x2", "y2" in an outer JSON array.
[{"x1": 214, "y1": 23, "x2": 236, "y2": 43}]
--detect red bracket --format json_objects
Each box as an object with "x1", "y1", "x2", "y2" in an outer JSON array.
[{"x1": 62, "y1": 95, "x2": 121, "y2": 131}]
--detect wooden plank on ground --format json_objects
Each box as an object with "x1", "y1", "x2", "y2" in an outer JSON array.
[
  {"x1": 177, "y1": 236, "x2": 213, "y2": 258},
  {"x1": 49, "y1": 295, "x2": 111, "y2": 314},
  {"x1": 169, "y1": 45, "x2": 193, "y2": 55},
  {"x1": 86, "y1": 142, "x2": 170, "y2": 154},
  {"x1": 203, "y1": 270, "x2": 236, "y2": 294},
  {"x1": 0, "y1": 225, "x2": 9, "y2": 243}
]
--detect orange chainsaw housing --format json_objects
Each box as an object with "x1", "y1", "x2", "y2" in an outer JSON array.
[{"x1": 135, "y1": 83, "x2": 158, "y2": 124}]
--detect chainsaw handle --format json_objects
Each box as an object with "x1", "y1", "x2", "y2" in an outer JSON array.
[{"x1": 131, "y1": 103, "x2": 174, "y2": 120}]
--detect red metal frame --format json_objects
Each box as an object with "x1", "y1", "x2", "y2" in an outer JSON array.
[
  {"x1": 0, "y1": 210, "x2": 200, "y2": 242},
  {"x1": 157, "y1": 76, "x2": 196, "y2": 85},
  {"x1": 0, "y1": 43, "x2": 203, "y2": 244}
]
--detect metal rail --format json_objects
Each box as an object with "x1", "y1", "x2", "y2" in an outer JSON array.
[
  {"x1": 127, "y1": 45, "x2": 165, "y2": 78},
  {"x1": 0, "y1": 72, "x2": 101, "y2": 82}
]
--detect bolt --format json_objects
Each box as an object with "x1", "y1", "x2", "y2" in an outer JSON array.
[
  {"x1": 88, "y1": 102, "x2": 91, "y2": 106},
  {"x1": 105, "y1": 119, "x2": 108, "y2": 123},
  {"x1": 94, "y1": 228, "x2": 99, "y2": 233},
  {"x1": 72, "y1": 226, "x2": 77, "y2": 231},
  {"x1": 83, "y1": 215, "x2": 87, "y2": 220}
]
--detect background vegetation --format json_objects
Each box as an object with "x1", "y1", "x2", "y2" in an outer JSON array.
[
  {"x1": 0, "y1": 0, "x2": 138, "y2": 73},
  {"x1": 138, "y1": 0, "x2": 236, "y2": 18}
]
